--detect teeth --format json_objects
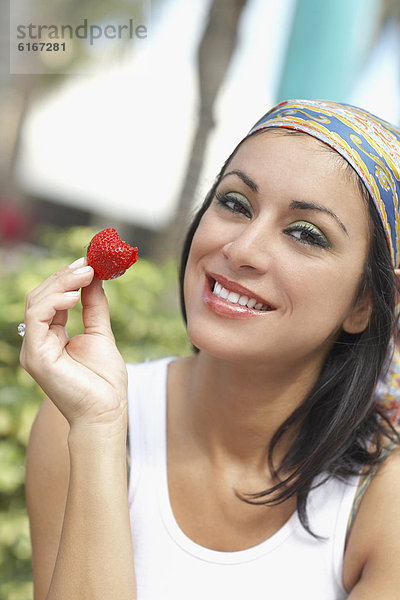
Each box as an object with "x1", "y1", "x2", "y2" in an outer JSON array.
[
  {"x1": 212, "y1": 280, "x2": 271, "y2": 311},
  {"x1": 227, "y1": 291, "x2": 240, "y2": 303}
]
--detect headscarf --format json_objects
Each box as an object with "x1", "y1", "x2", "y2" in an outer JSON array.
[{"x1": 247, "y1": 99, "x2": 400, "y2": 267}]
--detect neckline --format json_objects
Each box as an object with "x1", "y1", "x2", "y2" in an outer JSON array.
[{"x1": 155, "y1": 356, "x2": 301, "y2": 565}]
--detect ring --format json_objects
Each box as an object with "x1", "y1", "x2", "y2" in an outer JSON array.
[{"x1": 17, "y1": 323, "x2": 26, "y2": 338}]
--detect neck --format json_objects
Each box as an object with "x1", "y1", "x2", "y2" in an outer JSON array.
[{"x1": 176, "y1": 351, "x2": 324, "y2": 471}]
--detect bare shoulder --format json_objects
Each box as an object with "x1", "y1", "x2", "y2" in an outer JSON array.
[
  {"x1": 26, "y1": 398, "x2": 70, "y2": 600},
  {"x1": 343, "y1": 442, "x2": 400, "y2": 597}
]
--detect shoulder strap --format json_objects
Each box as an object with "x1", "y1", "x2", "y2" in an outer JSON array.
[
  {"x1": 345, "y1": 443, "x2": 398, "y2": 542},
  {"x1": 125, "y1": 361, "x2": 149, "y2": 488}
]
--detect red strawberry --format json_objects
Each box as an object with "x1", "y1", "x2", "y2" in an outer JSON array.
[{"x1": 87, "y1": 228, "x2": 138, "y2": 280}]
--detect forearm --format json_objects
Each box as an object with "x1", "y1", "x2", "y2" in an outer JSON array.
[{"x1": 46, "y1": 425, "x2": 136, "y2": 600}]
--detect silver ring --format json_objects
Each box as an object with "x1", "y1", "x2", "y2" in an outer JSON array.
[{"x1": 17, "y1": 323, "x2": 26, "y2": 338}]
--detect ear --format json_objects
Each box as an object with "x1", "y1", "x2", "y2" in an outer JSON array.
[{"x1": 342, "y1": 287, "x2": 372, "y2": 335}]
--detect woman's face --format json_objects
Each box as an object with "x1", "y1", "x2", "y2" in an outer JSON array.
[{"x1": 183, "y1": 132, "x2": 371, "y2": 370}]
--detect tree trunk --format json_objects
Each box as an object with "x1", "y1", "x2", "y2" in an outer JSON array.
[{"x1": 160, "y1": 0, "x2": 248, "y2": 258}]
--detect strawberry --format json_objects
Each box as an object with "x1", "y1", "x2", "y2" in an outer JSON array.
[{"x1": 87, "y1": 228, "x2": 138, "y2": 280}]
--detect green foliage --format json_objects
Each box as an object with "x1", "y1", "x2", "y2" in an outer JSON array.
[{"x1": 0, "y1": 225, "x2": 191, "y2": 597}]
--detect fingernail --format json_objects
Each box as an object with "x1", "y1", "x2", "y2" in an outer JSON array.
[
  {"x1": 73, "y1": 266, "x2": 92, "y2": 275},
  {"x1": 64, "y1": 291, "x2": 81, "y2": 296},
  {"x1": 69, "y1": 257, "x2": 87, "y2": 269}
]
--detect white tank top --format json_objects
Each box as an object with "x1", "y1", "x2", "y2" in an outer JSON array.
[{"x1": 127, "y1": 357, "x2": 359, "y2": 599}]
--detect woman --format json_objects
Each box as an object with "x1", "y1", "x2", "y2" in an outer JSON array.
[{"x1": 22, "y1": 99, "x2": 400, "y2": 599}]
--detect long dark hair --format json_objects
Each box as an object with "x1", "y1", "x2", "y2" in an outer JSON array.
[{"x1": 178, "y1": 129, "x2": 400, "y2": 535}]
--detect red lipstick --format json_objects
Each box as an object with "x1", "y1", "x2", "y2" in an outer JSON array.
[{"x1": 203, "y1": 273, "x2": 276, "y2": 319}]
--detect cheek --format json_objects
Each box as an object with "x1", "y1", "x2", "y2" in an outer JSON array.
[
  {"x1": 184, "y1": 212, "x2": 223, "y2": 278},
  {"x1": 192, "y1": 210, "x2": 223, "y2": 248},
  {"x1": 291, "y1": 261, "x2": 364, "y2": 325},
  {"x1": 182, "y1": 224, "x2": 210, "y2": 308}
]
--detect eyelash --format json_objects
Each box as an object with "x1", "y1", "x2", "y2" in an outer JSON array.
[
  {"x1": 284, "y1": 222, "x2": 329, "y2": 248},
  {"x1": 215, "y1": 192, "x2": 252, "y2": 218},
  {"x1": 215, "y1": 192, "x2": 329, "y2": 249}
]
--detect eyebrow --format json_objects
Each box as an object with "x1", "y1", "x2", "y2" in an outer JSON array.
[
  {"x1": 220, "y1": 169, "x2": 259, "y2": 192},
  {"x1": 220, "y1": 169, "x2": 348, "y2": 235},
  {"x1": 289, "y1": 200, "x2": 348, "y2": 236}
]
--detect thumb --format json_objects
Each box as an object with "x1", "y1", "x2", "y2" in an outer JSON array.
[{"x1": 81, "y1": 277, "x2": 113, "y2": 339}]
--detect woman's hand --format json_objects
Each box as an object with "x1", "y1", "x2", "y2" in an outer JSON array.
[
  {"x1": 20, "y1": 257, "x2": 128, "y2": 432},
  {"x1": 23, "y1": 258, "x2": 137, "y2": 599}
]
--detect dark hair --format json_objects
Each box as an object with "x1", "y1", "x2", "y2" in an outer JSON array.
[{"x1": 178, "y1": 128, "x2": 400, "y2": 536}]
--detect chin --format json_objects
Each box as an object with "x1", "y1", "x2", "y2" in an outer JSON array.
[
  {"x1": 186, "y1": 317, "x2": 333, "y2": 373},
  {"x1": 186, "y1": 320, "x2": 235, "y2": 360},
  {"x1": 186, "y1": 320, "x2": 267, "y2": 365}
]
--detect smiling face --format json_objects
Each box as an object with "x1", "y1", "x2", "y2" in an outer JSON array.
[{"x1": 183, "y1": 131, "x2": 372, "y2": 372}]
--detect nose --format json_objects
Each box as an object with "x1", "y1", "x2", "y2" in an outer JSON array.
[{"x1": 222, "y1": 220, "x2": 273, "y2": 274}]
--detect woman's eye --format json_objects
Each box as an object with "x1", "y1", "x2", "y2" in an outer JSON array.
[
  {"x1": 215, "y1": 192, "x2": 252, "y2": 218},
  {"x1": 284, "y1": 221, "x2": 330, "y2": 248}
]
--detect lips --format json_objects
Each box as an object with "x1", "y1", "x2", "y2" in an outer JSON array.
[{"x1": 204, "y1": 272, "x2": 276, "y2": 318}]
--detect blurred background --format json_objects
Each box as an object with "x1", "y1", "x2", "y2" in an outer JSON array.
[{"x1": 1, "y1": 0, "x2": 400, "y2": 597}]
